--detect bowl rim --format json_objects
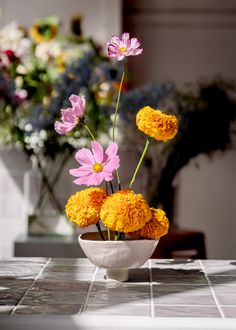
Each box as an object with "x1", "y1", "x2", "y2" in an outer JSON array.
[{"x1": 78, "y1": 232, "x2": 159, "y2": 243}]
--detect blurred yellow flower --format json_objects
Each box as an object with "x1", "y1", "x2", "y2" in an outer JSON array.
[
  {"x1": 129, "y1": 208, "x2": 169, "y2": 239},
  {"x1": 100, "y1": 189, "x2": 152, "y2": 233},
  {"x1": 65, "y1": 187, "x2": 106, "y2": 228},
  {"x1": 136, "y1": 106, "x2": 178, "y2": 141}
]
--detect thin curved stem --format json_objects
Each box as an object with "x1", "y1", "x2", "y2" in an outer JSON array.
[
  {"x1": 112, "y1": 63, "x2": 125, "y2": 142},
  {"x1": 129, "y1": 137, "x2": 152, "y2": 189},
  {"x1": 112, "y1": 62, "x2": 125, "y2": 187},
  {"x1": 83, "y1": 123, "x2": 95, "y2": 140}
]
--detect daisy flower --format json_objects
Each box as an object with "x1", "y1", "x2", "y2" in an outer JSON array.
[
  {"x1": 106, "y1": 32, "x2": 143, "y2": 61},
  {"x1": 54, "y1": 94, "x2": 85, "y2": 134},
  {"x1": 69, "y1": 141, "x2": 120, "y2": 186}
]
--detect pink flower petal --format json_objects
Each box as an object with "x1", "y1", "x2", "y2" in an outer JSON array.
[
  {"x1": 91, "y1": 141, "x2": 104, "y2": 163},
  {"x1": 75, "y1": 148, "x2": 95, "y2": 166},
  {"x1": 61, "y1": 108, "x2": 77, "y2": 123},
  {"x1": 69, "y1": 167, "x2": 92, "y2": 177},
  {"x1": 54, "y1": 121, "x2": 75, "y2": 134},
  {"x1": 105, "y1": 143, "x2": 118, "y2": 157},
  {"x1": 102, "y1": 170, "x2": 114, "y2": 181},
  {"x1": 121, "y1": 32, "x2": 130, "y2": 41}
]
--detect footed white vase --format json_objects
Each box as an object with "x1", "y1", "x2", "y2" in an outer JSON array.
[{"x1": 78, "y1": 232, "x2": 159, "y2": 282}]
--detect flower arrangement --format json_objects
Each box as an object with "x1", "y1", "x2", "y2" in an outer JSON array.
[{"x1": 55, "y1": 33, "x2": 178, "y2": 241}]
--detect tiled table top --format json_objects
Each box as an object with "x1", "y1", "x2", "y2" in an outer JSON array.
[{"x1": 0, "y1": 258, "x2": 236, "y2": 326}]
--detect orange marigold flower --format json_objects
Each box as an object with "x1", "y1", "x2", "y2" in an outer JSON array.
[
  {"x1": 65, "y1": 187, "x2": 106, "y2": 228},
  {"x1": 136, "y1": 106, "x2": 178, "y2": 141},
  {"x1": 100, "y1": 189, "x2": 152, "y2": 233},
  {"x1": 129, "y1": 208, "x2": 169, "y2": 239}
]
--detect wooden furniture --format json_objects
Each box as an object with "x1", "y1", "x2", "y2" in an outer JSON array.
[{"x1": 151, "y1": 229, "x2": 207, "y2": 259}]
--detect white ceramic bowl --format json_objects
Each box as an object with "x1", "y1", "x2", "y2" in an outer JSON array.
[{"x1": 78, "y1": 232, "x2": 159, "y2": 270}]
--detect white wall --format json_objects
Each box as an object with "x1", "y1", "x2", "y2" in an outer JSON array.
[
  {"x1": 0, "y1": 0, "x2": 121, "y2": 43},
  {"x1": 0, "y1": 0, "x2": 122, "y2": 257},
  {"x1": 124, "y1": 0, "x2": 236, "y2": 258}
]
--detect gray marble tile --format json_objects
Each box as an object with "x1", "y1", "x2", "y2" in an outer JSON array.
[
  {"x1": 0, "y1": 305, "x2": 14, "y2": 314},
  {"x1": 88, "y1": 282, "x2": 150, "y2": 305},
  {"x1": 221, "y1": 306, "x2": 236, "y2": 318},
  {"x1": 0, "y1": 279, "x2": 33, "y2": 292},
  {"x1": 0, "y1": 265, "x2": 43, "y2": 278},
  {"x1": 21, "y1": 291, "x2": 87, "y2": 305},
  {"x1": 151, "y1": 272, "x2": 207, "y2": 285},
  {"x1": 48, "y1": 258, "x2": 92, "y2": 266},
  {"x1": 0, "y1": 258, "x2": 47, "y2": 264},
  {"x1": 215, "y1": 294, "x2": 236, "y2": 305},
  {"x1": 83, "y1": 303, "x2": 151, "y2": 316},
  {"x1": 153, "y1": 283, "x2": 211, "y2": 295},
  {"x1": 151, "y1": 259, "x2": 201, "y2": 270},
  {"x1": 208, "y1": 276, "x2": 236, "y2": 285},
  {"x1": 153, "y1": 293, "x2": 215, "y2": 305},
  {"x1": 202, "y1": 260, "x2": 236, "y2": 276},
  {"x1": 31, "y1": 280, "x2": 89, "y2": 293},
  {"x1": 38, "y1": 272, "x2": 93, "y2": 282},
  {"x1": 150, "y1": 269, "x2": 203, "y2": 276},
  {"x1": 0, "y1": 291, "x2": 23, "y2": 302},
  {"x1": 212, "y1": 284, "x2": 236, "y2": 294},
  {"x1": 43, "y1": 265, "x2": 95, "y2": 274},
  {"x1": 154, "y1": 305, "x2": 221, "y2": 318},
  {"x1": 128, "y1": 268, "x2": 150, "y2": 283},
  {"x1": 202, "y1": 260, "x2": 236, "y2": 267},
  {"x1": 14, "y1": 303, "x2": 82, "y2": 315}
]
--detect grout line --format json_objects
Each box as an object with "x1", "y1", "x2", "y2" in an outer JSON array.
[
  {"x1": 148, "y1": 259, "x2": 155, "y2": 318},
  {"x1": 80, "y1": 266, "x2": 98, "y2": 314},
  {"x1": 199, "y1": 260, "x2": 225, "y2": 319},
  {"x1": 10, "y1": 258, "x2": 51, "y2": 315}
]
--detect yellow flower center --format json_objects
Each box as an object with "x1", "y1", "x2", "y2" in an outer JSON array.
[
  {"x1": 93, "y1": 163, "x2": 103, "y2": 173},
  {"x1": 119, "y1": 47, "x2": 127, "y2": 53}
]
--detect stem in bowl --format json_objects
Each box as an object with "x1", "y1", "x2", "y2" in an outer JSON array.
[
  {"x1": 96, "y1": 222, "x2": 105, "y2": 241},
  {"x1": 105, "y1": 182, "x2": 111, "y2": 241},
  {"x1": 129, "y1": 137, "x2": 152, "y2": 189}
]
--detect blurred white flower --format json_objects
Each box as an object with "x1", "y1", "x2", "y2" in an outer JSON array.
[
  {"x1": 35, "y1": 41, "x2": 61, "y2": 63},
  {"x1": 0, "y1": 22, "x2": 31, "y2": 57}
]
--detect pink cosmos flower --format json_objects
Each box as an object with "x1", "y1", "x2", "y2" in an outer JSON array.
[
  {"x1": 54, "y1": 94, "x2": 85, "y2": 134},
  {"x1": 69, "y1": 141, "x2": 120, "y2": 186},
  {"x1": 106, "y1": 32, "x2": 143, "y2": 61}
]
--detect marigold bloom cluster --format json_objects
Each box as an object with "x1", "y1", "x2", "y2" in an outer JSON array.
[
  {"x1": 65, "y1": 187, "x2": 106, "y2": 227},
  {"x1": 100, "y1": 190, "x2": 152, "y2": 233},
  {"x1": 129, "y1": 208, "x2": 169, "y2": 240},
  {"x1": 136, "y1": 106, "x2": 178, "y2": 141}
]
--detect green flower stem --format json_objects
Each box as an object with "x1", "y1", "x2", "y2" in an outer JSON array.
[
  {"x1": 116, "y1": 170, "x2": 121, "y2": 190},
  {"x1": 109, "y1": 181, "x2": 114, "y2": 194},
  {"x1": 105, "y1": 182, "x2": 111, "y2": 241},
  {"x1": 129, "y1": 137, "x2": 152, "y2": 189},
  {"x1": 96, "y1": 222, "x2": 105, "y2": 241},
  {"x1": 112, "y1": 63, "x2": 125, "y2": 142},
  {"x1": 112, "y1": 63, "x2": 125, "y2": 188},
  {"x1": 83, "y1": 123, "x2": 95, "y2": 140}
]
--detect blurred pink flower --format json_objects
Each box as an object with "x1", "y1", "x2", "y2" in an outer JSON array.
[
  {"x1": 69, "y1": 141, "x2": 120, "y2": 186},
  {"x1": 106, "y1": 32, "x2": 143, "y2": 61},
  {"x1": 54, "y1": 94, "x2": 86, "y2": 134}
]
